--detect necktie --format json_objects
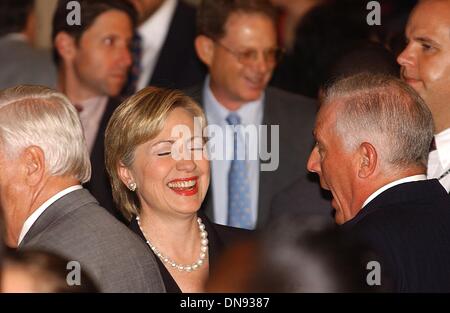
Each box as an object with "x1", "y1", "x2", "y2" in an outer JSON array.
[
  {"x1": 226, "y1": 113, "x2": 253, "y2": 229},
  {"x1": 122, "y1": 32, "x2": 142, "y2": 97}
]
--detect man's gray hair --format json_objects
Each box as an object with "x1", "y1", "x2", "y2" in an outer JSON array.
[
  {"x1": 0, "y1": 85, "x2": 91, "y2": 183},
  {"x1": 322, "y1": 73, "x2": 434, "y2": 169}
]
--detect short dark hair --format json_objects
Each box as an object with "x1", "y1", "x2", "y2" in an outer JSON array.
[
  {"x1": 197, "y1": 0, "x2": 278, "y2": 41},
  {"x1": 0, "y1": 0, "x2": 34, "y2": 37},
  {"x1": 52, "y1": 0, "x2": 137, "y2": 65}
]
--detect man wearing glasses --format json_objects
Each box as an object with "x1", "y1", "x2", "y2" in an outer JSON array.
[{"x1": 189, "y1": 0, "x2": 331, "y2": 230}]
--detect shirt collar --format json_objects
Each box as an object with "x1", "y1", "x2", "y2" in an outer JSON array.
[
  {"x1": 138, "y1": 0, "x2": 177, "y2": 49},
  {"x1": 18, "y1": 185, "x2": 83, "y2": 245},
  {"x1": 434, "y1": 127, "x2": 450, "y2": 170},
  {"x1": 76, "y1": 96, "x2": 108, "y2": 112},
  {"x1": 362, "y1": 174, "x2": 427, "y2": 209}
]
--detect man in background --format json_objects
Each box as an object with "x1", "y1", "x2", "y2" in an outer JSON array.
[
  {"x1": 124, "y1": 0, "x2": 205, "y2": 94},
  {"x1": 397, "y1": 0, "x2": 450, "y2": 192},
  {"x1": 53, "y1": 0, "x2": 136, "y2": 219},
  {"x1": 0, "y1": 0, "x2": 56, "y2": 89},
  {"x1": 308, "y1": 73, "x2": 450, "y2": 291},
  {"x1": 190, "y1": 0, "x2": 330, "y2": 229}
]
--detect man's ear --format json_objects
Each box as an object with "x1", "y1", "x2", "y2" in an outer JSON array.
[
  {"x1": 22, "y1": 146, "x2": 46, "y2": 186},
  {"x1": 54, "y1": 32, "x2": 77, "y2": 62},
  {"x1": 117, "y1": 162, "x2": 134, "y2": 187},
  {"x1": 195, "y1": 35, "x2": 215, "y2": 67},
  {"x1": 357, "y1": 142, "x2": 377, "y2": 178}
]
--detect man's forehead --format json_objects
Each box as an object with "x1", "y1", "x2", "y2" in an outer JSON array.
[
  {"x1": 408, "y1": 0, "x2": 450, "y2": 34},
  {"x1": 315, "y1": 102, "x2": 338, "y2": 133}
]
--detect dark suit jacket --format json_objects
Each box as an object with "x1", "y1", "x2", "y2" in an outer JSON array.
[
  {"x1": 186, "y1": 85, "x2": 330, "y2": 228},
  {"x1": 129, "y1": 212, "x2": 250, "y2": 292},
  {"x1": 341, "y1": 179, "x2": 450, "y2": 292},
  {"x1": 84, "y1": 97, "x2": 125, "y2": 222},
  {"x1": 147, "y1": 0, "x2": 206, "y2": 89},
  {"x1": 19, "y1": 189, "x2": 165, "y2": 292}
]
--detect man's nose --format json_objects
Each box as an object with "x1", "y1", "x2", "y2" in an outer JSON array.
[
  {"x1": 119, "y1": 46, "x2": 133, "y2": 69},
  {"x1": 306, "y1": 146, "x2": 320, "y2": 174},
  {"x1": 397, "y1": 44, "x2": 415, "y2": 68}
]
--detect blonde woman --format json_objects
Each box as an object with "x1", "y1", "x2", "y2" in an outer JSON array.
[{"x1": 105, "y1": 87, "x2": 248, "y2": 292}]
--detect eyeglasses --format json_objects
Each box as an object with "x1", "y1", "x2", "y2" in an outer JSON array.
[{"x1": 214, "y1": 41, "x2": 284, "y2": 67}]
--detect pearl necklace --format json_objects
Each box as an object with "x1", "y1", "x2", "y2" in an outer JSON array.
[{"x1": 136, "y1": 216, "x2": 209, "y2": 273}]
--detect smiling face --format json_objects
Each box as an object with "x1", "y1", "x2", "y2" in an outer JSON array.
[
  {"x1": 397, "y1": 0, "x2": 450, "y2": 131},
  {"x1": 207, "y1": 12, "x2": 277, "y2": 110},
  {"x1": 71, "y1": 10, "x2": 133, "y2": 98},
  {"x1": 118, "y1": 107, "x2": 210, "y2": 218},
  {"x1": 306, "y1": 104, "x2": 360, "y2": 225}
]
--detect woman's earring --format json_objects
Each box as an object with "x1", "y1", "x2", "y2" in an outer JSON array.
[{"x1": 128, "y1": 182, "x2": 137, "y2": 192}]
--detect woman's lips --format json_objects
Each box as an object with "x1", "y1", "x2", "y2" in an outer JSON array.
[{"x1": 167, "y1": 177, "x2": 199, "y2": 196}]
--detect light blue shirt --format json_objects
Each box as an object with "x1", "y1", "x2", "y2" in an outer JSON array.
[{"x1": 203, "y1": 76, "x2": 264, "y2": 228}]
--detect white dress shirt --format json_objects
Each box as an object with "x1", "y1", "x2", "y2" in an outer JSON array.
[
  {"x1": 362, "y1": 174, "x2": 427, "y2": 209},
  {"x1": 136, "y1": 0, "x2": 177, "y2": 90},
  {"x1": 203, "y1": 76, "x2": 264, "y2": 228},
  {"x1": 428, "y1": 128, "x2": 450, "y2": 192},
  {"x1": 18, "y1": 185, "x2": 83, "y2": 245}
]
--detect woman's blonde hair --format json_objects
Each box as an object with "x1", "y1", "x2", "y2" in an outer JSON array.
[{"x1": 105, "y1": 87, "x2": 206, "y2": 220}]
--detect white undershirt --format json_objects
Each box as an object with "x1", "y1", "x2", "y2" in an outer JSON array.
[
  {"x1": 428, "y1": 128, "x2": 450, "y2": 192},
  {"x1": 18, "y1": 185, "x2": 83, "y2": 245},
  {"x1": 136, "y1": 0, "x2": 177, "y2": 90},
  {"x1": 361, "y1": 174, "x2": 427, "y2": 209}
]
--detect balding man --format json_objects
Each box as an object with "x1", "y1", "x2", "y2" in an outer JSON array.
[{"x1": 308, "y1": 73, "x2": 450, "y2": 292}]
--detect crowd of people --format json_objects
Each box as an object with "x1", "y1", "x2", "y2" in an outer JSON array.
[{"x1": 0, "y1": 0, "x2": 449, "y2": 293}]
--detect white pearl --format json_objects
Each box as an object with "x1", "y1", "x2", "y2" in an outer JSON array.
[
  {"x1": 200, "y1": 253, "x2": 206, "y2": 259},
  {"x1": 201, "y1": 239, "x2": 208, "y2": 246},
  {"x1": 197, "y1": 259, "x2": 203, "y2": 265},
  {"x1": 201, "y1": 231, "x2": 207, "y2": 238},
  {"x1": 201, "y1": 246, "x2": 208, "y2": 252}
]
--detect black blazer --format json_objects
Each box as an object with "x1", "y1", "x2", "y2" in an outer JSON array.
[
  {"x1": 147, "y1": 0, "x2": 206, "y2": 90},
  {"x1": 84, "y1": 97, "x2": 126, "y2": 222},
  {"x1": 185, "y1": 84, "x2": 331, "y2": 228},
  {"x1": 129, "y1": 212, "x2": 250, "y2": 292},
  {"x1": 341, "y1": 179, "x2": 450, "y2": 292}
]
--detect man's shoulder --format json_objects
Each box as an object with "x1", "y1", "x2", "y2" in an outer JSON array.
[{"x1": 22, "y1": 195, "x2": 165, "y2": 292}]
